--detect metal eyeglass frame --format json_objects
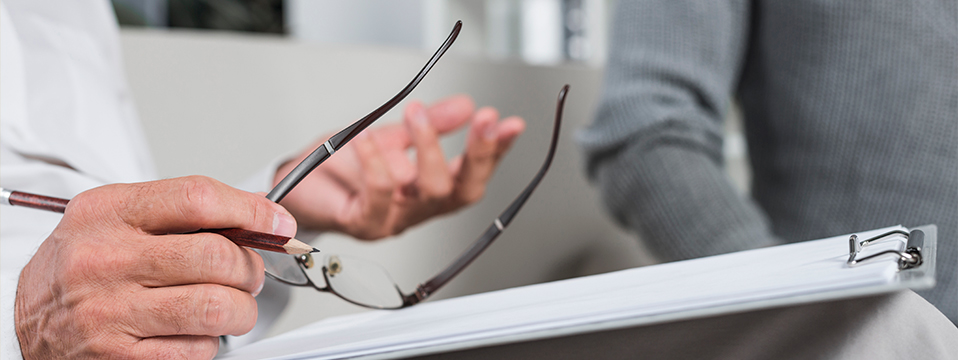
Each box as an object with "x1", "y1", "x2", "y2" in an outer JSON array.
[
  {"x1": 267, "y1": 84, "x2": 569, "y2": 309},
  {"x1": 266, "y1": 20, "x2": 461, "y2": 203}
]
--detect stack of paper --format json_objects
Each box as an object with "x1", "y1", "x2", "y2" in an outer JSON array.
[{"x1": 220, "y1": 226, "x2": 933, "y2": 360}]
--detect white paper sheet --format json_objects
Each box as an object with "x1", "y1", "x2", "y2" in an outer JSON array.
[{"x1": 220, "y1": 226, "x2": 919, "y2": 360}]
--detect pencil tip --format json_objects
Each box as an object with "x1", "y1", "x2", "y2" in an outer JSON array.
[{"x1": 311, "y1": 247, "x2": 321, "y2": 253}]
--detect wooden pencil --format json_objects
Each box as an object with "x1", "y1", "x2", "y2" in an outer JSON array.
[{"x1": 0, "y1": 187, "x2": 318, "y2": 255}]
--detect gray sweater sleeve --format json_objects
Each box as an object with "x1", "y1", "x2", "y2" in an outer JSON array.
[{"x1": 579, "y1": 0, "x2": 777, "y2": 261}]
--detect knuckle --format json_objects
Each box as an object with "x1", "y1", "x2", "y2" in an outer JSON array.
[
  {"x1": 177, "y1": 176, "x2": 220, "y2": 221},
  {"x1": 197, "y1": 235, "x2": 240, "y2": 284},
  {"x1": 87, "y1": 334, "x2": 134, "y2": 359},
  {"x1": 67, "y1": 186, "x2": 127, "y2": 226},
  {"x1": 77, "y1": 307, "x2": 135, "y2": 357},
  {"x1": 76, "y1": 300, "x2": 110, "y2": 331},
  {"x1": 59, "y1": 246, "x2": 102, "y2": 285},
  {"x1": 248, "y1": 199, "x2": 266, "y2": 228},
  {"x1": 86, "y1": 254, "x2": 126, "y2": 281},
  {"x1": 66, "y1": 190, "x2": 100, "y2": 216},
  {"x1": 59, "y1": 244, "x2": 92, "y2": 275},
  {"x1": 199, "y1": 287, "x2": 230, "y2": 331},
  {"x1": 61, "y1": 232, "x2": 140, "y2": 281},
  {"x1": 181, "y1": 175, "x2": 217, "y2": 202}
]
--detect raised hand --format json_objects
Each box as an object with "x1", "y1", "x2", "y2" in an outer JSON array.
[{"x1": 276, "y1": 95, "x2": 525, "y2": 240}]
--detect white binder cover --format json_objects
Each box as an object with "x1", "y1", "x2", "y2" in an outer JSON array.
[{"x1": 220, "y1": 225, "x2": 937, "y2": 360}]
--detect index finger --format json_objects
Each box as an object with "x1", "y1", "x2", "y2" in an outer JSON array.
[
  {"x1": 452, "y1": 112, "x2": 526, "y2": 205},
  {"x1": 136, "y1": 232, "x2": 266, "y2": 294},
  {"x1": 369, "y1": 95, "x2": 477, "y2": 150},
  {"x1": 78, "y1": 176, "x2": 297, "y2": 238}
]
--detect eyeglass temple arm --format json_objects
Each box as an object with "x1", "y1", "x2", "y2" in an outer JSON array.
[
  {"x1": 267, "y1": 21, "x2": 462, "y2": 203},
  {"x1": 403, "y1": 85, "x2": 569, "y2": 307}
]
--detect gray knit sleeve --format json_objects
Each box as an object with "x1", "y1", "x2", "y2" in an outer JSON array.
[{"x1": 579, "y1": 0, "x2": 778, "y2": 261}]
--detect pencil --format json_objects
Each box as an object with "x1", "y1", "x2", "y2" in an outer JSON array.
[{"x1": 0, "y1": 187, "x2": 319, "y2": 255}]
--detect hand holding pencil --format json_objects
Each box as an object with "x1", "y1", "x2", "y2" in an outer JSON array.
[
  {"x1": 1, "y1": 186, "x2": 318, "y2": 255},
  {"x1": 14, "y1": 176, "x2": 304, "y2": 358}
]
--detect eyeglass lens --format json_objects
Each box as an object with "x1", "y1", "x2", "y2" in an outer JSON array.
[{"x1": 316, "y1": 254, "x2": 405, "y2": 309}]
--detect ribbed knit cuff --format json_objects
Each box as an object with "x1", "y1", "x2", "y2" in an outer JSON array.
[{"x1": 594, "y1": 140, "x2": 780, "y2": 261}]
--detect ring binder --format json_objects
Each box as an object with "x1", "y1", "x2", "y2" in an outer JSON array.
[
  {"x1": 223, "y1": 225, "x2": 940, "y2": 360},
  {"x1": 847, "y1": 229, "x2": 924, "y2": 270}
]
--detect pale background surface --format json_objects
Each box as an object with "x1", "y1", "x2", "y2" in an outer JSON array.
[{"x1": 118, "y1": 28, "x2": 748, "y2": 337}]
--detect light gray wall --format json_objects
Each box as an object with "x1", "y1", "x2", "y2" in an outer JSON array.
[
  {"x1": 119, "y1": 28, "x2": 654, "y2": 336},
  {"x1": 286, "y1": 0, "x2": 425, "y2": 49}
]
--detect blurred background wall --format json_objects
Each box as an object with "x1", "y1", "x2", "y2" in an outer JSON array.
[
  {"x1": 111, "y1": 0, "x2": 610, "y2": 65},
  {"x1": 112, "y1": 0, "x2": 751, "y2": 337}
]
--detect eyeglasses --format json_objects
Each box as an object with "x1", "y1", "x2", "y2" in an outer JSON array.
[
  {"x1": 259, "y1": 84, "x2": 567, "y2": 309},
  {"x1": 256, "y1": 20, "x2": 569, "y2": 309}
]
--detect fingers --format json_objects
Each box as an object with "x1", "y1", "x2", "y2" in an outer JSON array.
[
  {"x1": 405, "y1": 101, "x2": 453, "y2": 200},
  {"x1": 426, "y1": 94, "x2": 475, "y2": 133},
  {"x1": 83, "y1": 176, "x2": 297, "y2": 238},
  {"x1": 367, "y1": 127, "x2": 417, "y2": 186},
  {"x1": 137, "y1": 233, "x2": 265, "y2": 294},
  {"x1": 394, "y1": 101, "x2": 525, "y2": 209},
  {"x1": 133, "y1": 336, "x2": 219, "y2": 360},
  {"x1": 349, "y1": 95, "x2": 479, "y2": 186},
  {"x1": 19, "y1": 178, "x2": 275, "y2": 360},
  {"x1": 493, "y1": 116, "x2": 526, "y2": 159},
  {"x1": 273, "y1": 94, "x2": 521, "y2": 240},
  {"x1": 347, "y1": 132, "x2": 396, "y2": 238},
  {"x1": 369, "y1": 95, "x2": 476, "y2": 151},
  {"x1": 451, "y1": 111, "x2": 526, "y2": 206},
  {"x1": 127, "y1": 284, "x2": 258, "y2": 338},
  {"x1": 451, "y1": 107, "x2": 501, "y2": 204}
]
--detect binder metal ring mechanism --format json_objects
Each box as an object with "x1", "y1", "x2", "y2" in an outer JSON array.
[{"x1": 847, "y1": 229, "x2": 924, "y2": 270}]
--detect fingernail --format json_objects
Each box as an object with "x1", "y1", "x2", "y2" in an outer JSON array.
[
  {"x1": 414, "y1": 106, "x2": 429, "y2": 127},
  {"x1": 482, "y1": 121, "x2": 498, "y2": 141},
  {"x1": 272, "y1": 212, "x2": 297, "y2": 238},
  {"x1": 252, "y1": 277, "x2": 265, "y2": 297}
]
